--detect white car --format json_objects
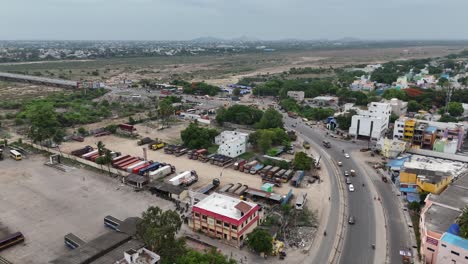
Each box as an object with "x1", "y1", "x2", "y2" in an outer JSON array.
[
  {"x1": 348, "y1": 184, "x2": 355, "y2": 192},
  {"x1": 344, "y1": 153, "x2": 350, "y2": 159}
]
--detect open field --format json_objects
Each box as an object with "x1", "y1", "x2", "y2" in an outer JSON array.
[
  {"x1": 0, "y1": 155, "x2": 174, "y2": 264},
  {"x1": 0, "y1": 45, "x2": 465, "y2": 87}
]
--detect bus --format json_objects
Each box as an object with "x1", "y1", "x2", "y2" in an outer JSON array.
[
  {"x1": 295, "y1": 192, "x2": 308, "y2": 210},
  {"x1": 9, "y1": 149, "x2": 22, "y2": 160},
  {"x1": 104, "y1": 215, "x2": 123, "y2": 231},
  {"x1": 0, "y1": 232, "x2": 24, "y2": 251},
  {"x1": 64, "y1": 233, "x2": 85, "y2": 250}
]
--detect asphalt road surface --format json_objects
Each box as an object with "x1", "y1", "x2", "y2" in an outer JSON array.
[
  {"x1": 284, "y1": 116, "x2": 377, "y2": 264},
  {"x1": 284, "y1": 115, "x2": 412, "y2": 264}
]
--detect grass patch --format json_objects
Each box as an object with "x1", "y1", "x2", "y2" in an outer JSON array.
[
  {"x1": 207, "y1": 145, "x2": 219, "y2": 154},
  {"x1": 238, "y1": 151, "x2": 255, "y2": 160}
]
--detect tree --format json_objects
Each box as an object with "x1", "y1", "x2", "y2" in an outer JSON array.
[
  {"x1": 25, "y1": 102, "x2": 65, "y2": 145},
  {"x1": 408, "y1": 201, "x2": 421, "y2": 213},
  {"x1": 293, "y1": 151, "x2": 313, "y2": 171},
  {"x1": 335, "y1": 110, "x2": 356, "y2": 131},
  {"x1": 258, "y1": 135, "x2": 273, "y2": 153},
  {"x1": 232, "y1": 88, "x2": 241, "y2": 96},
  {"x1": 128, "y1": 116, "x2": 136, "y2": 125},
  {"x1": 255, "y1": 108, "x2": 283, "y2": 129},
  {"x1": 78, "y1": 127, "x2": 87, "y2": 135},
  {"x1": 390, "y1": 113, "x2": 399, "y2": 124},
  {"x1": 246, "y1": 229, "x2": 273, "y2": 255},
  {"x1": 158, "y1": 99, "x2": 175, "y2": 125},
  {"x1": 457, "y1": 206, "x2": 468, "y2": 239},
  {"x1": 438, "y1": 77, "x2": 449, "y2": 87},
  {"x1": 382, "y1": 89, "x2": 407, "y2": 100},
  {"x1": 181, "y1": 122, "x2": 219, "y2": 149},
  {"x1": 96, "y1": 141, "x2": 105, "y2": 156},
  {"x1": 447, "y1": 102, "x2": 464, "y2": 117},
  {"x1": 215, "y1": 105, "x2": 263, "y2": 125},
  {"x1": 137, "y1": 206, "x2": 186, "y2": 264},
  {"x1": 439, "y1": 114, "x2": 458, "y2": 123},
  {"x1": 407, "y1": 100, "x2": 422, "y2": 112},
  {"x1": 176, "y1": 249, "x2": 236, "y2": 264}
]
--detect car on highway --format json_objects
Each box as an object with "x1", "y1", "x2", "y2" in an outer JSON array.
[
  {"x1": 292, "y1": 124, "x2": 296, "y2": 127},
  {"x1": 337, "y1": 161, "x2": 343, "y2": 166},
  {"x1": 344, "y1": 171, "x2": 349, "y2": 177},
  {"x1": 348, "y1": 184, "x2": 355, "y2": 192},
  {"x1": 348, "y1": 216, "x2": 356, "y2": 225},
  {"x1": 345, "y1": 178, "x2": 351, "y2": 184},
  {"x1": 344, "y1": 153, "x2": 350, "y2": 158}
]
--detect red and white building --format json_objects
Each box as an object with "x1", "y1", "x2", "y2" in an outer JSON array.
[{"x1": 189, "y1": 193, "x2": 261, "y2": 246}]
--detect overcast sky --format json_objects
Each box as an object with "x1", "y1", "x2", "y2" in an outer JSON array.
[{"x1": 1, "y1": 0, "x2": 468, "y2": 41}]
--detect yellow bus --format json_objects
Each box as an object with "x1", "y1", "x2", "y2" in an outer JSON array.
[{"x1": 9, "y1": 149, "x2": 22, "y2": 160}]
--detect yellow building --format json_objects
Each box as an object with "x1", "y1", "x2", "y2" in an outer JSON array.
[
  {"x1": 416, "y1": 174, "x2": 453, "y2": 194},
  {"x1": 403, "y1": 119, "x2": 416, "y2": 141},
  {"x1": 400, "y1": 171, "x2": 417, "y2": 184},
  {"x1": 403, "y1": 168, "x2": 453, "y2": 194}
]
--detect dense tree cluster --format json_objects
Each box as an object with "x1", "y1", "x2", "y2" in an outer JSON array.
[
  {"x1": 171, "y1": 79, "x2": 219, "y2": 96},
  {"x1": 246, "y1": 229, "x2": 273, "y2": 255},
  {"x1": 249, "y1": 128, "x2": 290, "y2": 153},
  {"x1": 215, "y1": 105, "x2": 263, "y2": 125},
  {"x1": 293, "y1": 151, "x2": 314, "y2": 171},
  {"x1": 255, "y1": 108, "x2": 284, "y2": 129},
  {"x1": 335, "y1": 110, "x2": 357, "y2": 130},
  {"x1": 181, "y1": 122, "x2": 219, "y2": 149},
  {"x1": 137, "y1": 206, "x2": 236, "y2": 264}
]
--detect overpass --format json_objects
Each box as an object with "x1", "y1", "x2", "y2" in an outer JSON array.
[{"x1": 0, "y1": 72, "x2": 78, "y2": 89}]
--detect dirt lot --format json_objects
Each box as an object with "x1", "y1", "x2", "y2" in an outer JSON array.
[
  {"x1": 0, "y1": 155, "x2": 174, "y2": 264},
  {"x1": 60, "y1": 131, "x2": 324, "y2": 199}
]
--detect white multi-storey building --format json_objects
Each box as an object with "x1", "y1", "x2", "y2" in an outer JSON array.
[
  {"x1": 215, "y1": 131, "x2": 249, "y2": 158},
  {"x1": 382, "y1": 98, "x2": 408, "y2": 116},
  {"x1": 348, "y1": 102, "x2": 391, "y2": 140},
  {"x1": 287, "y1": 91, "x2": 305, "y2": 102}
]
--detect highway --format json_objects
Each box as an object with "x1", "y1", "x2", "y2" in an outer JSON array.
[{"x1": 284, "y1": 115, "x2": 412, "y2": 264}]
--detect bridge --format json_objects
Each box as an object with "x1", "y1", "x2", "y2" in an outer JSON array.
[{"x1": 0, "y1": 72, "x2": 78, "y2": 89}]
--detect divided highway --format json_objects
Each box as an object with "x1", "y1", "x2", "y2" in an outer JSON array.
[{"x1": 284, "y1": 116, "x2": 377, "y2": 264}]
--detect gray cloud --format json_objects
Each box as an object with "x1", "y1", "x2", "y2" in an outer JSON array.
[{"x1": 1, "y1": 0, "x2": 467, "y2": 40}]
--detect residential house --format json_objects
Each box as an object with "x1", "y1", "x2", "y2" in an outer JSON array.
[
  {"x1": 393, "y1": 117, "x2": 465, "y2": 153},
  {"x1": 381, "y1": 98, "x2": 408, "y2": 116},
  {"x1": 215, "y1": 131, "x2": 249, "y2": 158},
  {"x1": 398, "y1": 155, "x2": 467, "y2": 201},
  {"x1": 287, "y1": 91, "x2": 305, "y2": 102},
  {"x1": 420, "y1": 175, "x2": 468, "y2": 264},
  {"x1": 376, "y1": 138, "x2": 408, "y2": 158}
]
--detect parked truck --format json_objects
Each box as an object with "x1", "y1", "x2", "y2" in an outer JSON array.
[
  {"x1": 169, "y1": 170, "x2": 198, "y2": 186},
  {"x1": 268, "y1": 167, "x2": 281, "y2": 177},
  {"x1": 243, "y1": 160, "x2": 258, "y2": 173},
  {"x1": 259, "y1": 165, "x2": 273, "y2": 176},
  {"x1": 282, "y1": 170, "x2": 294, "y2": 183},
  {"x1": 175, "y1": 148, "x2": 189, "y2": 157},
  {"x1": 196, "y1": 178, "x2": 220, "y2": 194},
  {"x1": 137, "y1": 137, "x2": 153, "y2": 146},
  {"x1": 291, "y1": 170, "x2": 305, "y2": 187},
  {"x1": 148, "y1": 165, "x2": 173, "y2": 180},
  {"x1": 250, "y1": 164, "x2": 265, "y2": 174},
  {"x1": 149, "y1": 140, "x2": 165, "y2": 150},
  {"x1": 233, "y1": 159, "x2": 246, "y2": 170},
  {"x1": 71, "y1": 146, "x2": 93, "y2": 156}
]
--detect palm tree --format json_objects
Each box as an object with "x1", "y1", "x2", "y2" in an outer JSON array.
[
  {"x1": 104, "y1": 150, "x2": 113, "y2": 177},
  {"x1": 96, "y1": 141, "x2": 105, "y2": 170},
  {"x1": 457, "y1": 206, "x2": 468, "y2": 239}
]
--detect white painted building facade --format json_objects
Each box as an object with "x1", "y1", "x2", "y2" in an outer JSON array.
[
  {"x1": 287, "y1": 91, "x2": 305, "y2": 102},
  {"x1": 349, "y1": 102, "x2": 391, "y2": 140},
  {"x1": 215, "y1": 131, "x2": 249, "y2": 158}
]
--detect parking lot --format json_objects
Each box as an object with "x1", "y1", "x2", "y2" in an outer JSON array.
[{"x1": 0, "y1": 155, "x2": 174, "y2": 264}]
